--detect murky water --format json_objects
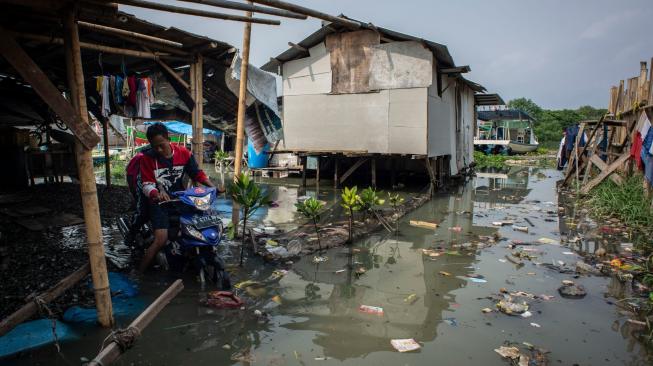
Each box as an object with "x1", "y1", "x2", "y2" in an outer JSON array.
[{"x1": 5, "y1": 167, "x2": 652, "y2": 365}]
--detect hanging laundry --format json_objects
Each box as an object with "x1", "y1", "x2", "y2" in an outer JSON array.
[
  {"x1": 127, "y1": 75, "x2": 138, "y2": 106},
  {"x1": 639, "y1": 113, "x2": 653, "y2": 184},
  {"x1": 137, "y1": 77, "x2": 152, "y2": 119},
  {"x1": 99, "y1": 76, "x2": 111, "y2": 117},
  {"x1": 115, "y1": 75, "x2": 125, "y2": 105},
  {"x1": 122, "y1": 75, "x2": 130, "y2": 99}
]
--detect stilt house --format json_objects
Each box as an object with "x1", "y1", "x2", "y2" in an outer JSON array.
[{"x1": 263, "y1": 17, "x2": 502, "y2": 186}]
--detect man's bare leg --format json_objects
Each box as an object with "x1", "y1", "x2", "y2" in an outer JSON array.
[{"x1": 139, "y1": 229, "x2": 168, "y2": 273}]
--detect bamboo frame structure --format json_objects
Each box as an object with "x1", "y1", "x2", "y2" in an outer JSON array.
[
  {"x1": 249, "y1": 0, "x2": 360, "y2": 28},
  {"x1": 63, "y1": 8, "x2": 114, "y2": 328},
  {"x1": 191, "y1": 54, "x2": 204, "y2": 165}
]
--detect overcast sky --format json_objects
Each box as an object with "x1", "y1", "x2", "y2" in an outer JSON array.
[{"x1": 123, "y1": 0, "x2": 653, "y2": 110}]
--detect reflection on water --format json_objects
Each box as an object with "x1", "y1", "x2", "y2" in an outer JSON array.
[{"x1": 6, "y1": 167, "x2": 652, "y2": 366}]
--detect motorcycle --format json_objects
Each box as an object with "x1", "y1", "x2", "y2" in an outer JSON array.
[{"x1": 118, "y1": 186, "x2": 231, "y2": 290}]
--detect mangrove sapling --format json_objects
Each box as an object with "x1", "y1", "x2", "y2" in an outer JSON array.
[
  {"x1": 341, "y1": 186, "x2": 362, "y2": 243},
  {"x1": 296, "y1": 197, "x2": 325, "y2": 251},
  {"x1": 387, "y1": 192, "x2": 404, "y2": 231},
  {"x1": 360, "y1": 187, "x2": 392, "y2": 232},
  {"x1": 229, "y1": 173, "x2": 271, "y2": 266}
]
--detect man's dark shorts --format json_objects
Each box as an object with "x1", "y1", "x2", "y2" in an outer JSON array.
[{"x1": 149, "y1": 202, "x2": 171, "y2": 230}]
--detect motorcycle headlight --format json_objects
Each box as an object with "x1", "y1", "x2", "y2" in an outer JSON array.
[
  {"x1": 184, "y1": 225, "x2": 206, "y2": 241},
  {"x1": 190, "y1": 194, "x2": 211, "y2": 211}
]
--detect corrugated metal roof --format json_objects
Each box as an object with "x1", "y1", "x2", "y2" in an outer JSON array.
[
  {"x1": 261, "y1": 14, "x2": 455, "y2": 72},
  {"x1": 474, "y1": 93, "x2": 505, "y2": 106}
]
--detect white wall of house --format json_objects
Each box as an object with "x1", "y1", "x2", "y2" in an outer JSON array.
[{"x1": 279, "y1": 38, "x2": 475, "y2": 171}]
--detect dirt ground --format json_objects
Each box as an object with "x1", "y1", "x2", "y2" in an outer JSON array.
[{"x1": 0, "y1": 183, "x2": 131, "y2": 320}]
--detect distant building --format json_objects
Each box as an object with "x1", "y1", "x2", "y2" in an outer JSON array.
[{"x1": 263, "y1": 16, "x2": 501, "y2": 185}]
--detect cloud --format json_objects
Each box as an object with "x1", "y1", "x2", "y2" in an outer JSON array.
[{"x1": 579, "y1": 9, "x2": 638, "y2": 40}]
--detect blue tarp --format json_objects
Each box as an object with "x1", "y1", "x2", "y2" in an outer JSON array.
[
  {"x1": 0, "y1": 319, "x2": 77, "y2": 358},
  {"x1": 144, "y1": 121, "x2": 221, "y2": 137}
]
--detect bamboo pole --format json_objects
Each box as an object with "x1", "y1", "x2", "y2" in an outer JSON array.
[
  {"x1": 232, "y1": 2, "x2": 253, "y2": 226},
  {"x1": 177, "y1": 0, "x2": 306, "y2": 19},
  {"x1": 249, "y1": 0, "x2": 360, "y2": 28},
  {"x1": 63, "y1": 9, "x2": 114, "y2": 328},
  {"x1": 0, "y1": 263, "x2": 90, "y2": 337},
  {"x1": 102, "y1": 119, "x2": 111, "y2": 187},
  {"x1": 109, "y1": 0, "x2": 281, "y2": 25},
  {"x1": 78, "y1": 21, "x2": 183, "y2": 48},
  {"x1": 15, "y1": 32, "x2": 177, "y2": 60},
  {"x1": 88, "y1": 279, "x2": 184, "y2": 366},
  {"x1": 191, "y1": 54, "x2": 204, "y2": 165}
]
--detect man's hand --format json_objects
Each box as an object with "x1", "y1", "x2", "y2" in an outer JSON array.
[{"x1": 153, "y1": 191, "x2": 171, "y2": 203}]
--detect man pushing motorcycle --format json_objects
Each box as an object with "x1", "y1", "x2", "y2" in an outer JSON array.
[{"x1": 137, "y1": 122, "x2": 221, "y2": 272}]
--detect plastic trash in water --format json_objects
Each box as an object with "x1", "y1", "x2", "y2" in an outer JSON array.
[
  {"x1": 204, "y1": 291, "x2": 244, "y2": 309},
  {"x1": 443, "y1": 317, "x2": 458, "y2": 327},
  {"x1": 358, "y1": 305, "x2": 384, "y2": 316},
  {"x1": 390, "y1": 338, "x2": 421, "y2": 352},
  {"x1": 63, "y1": 297, "x2": 146, "y2": 324},
  {"x1": 312, "y1": 256, "x2": 329, "y2": 263}
]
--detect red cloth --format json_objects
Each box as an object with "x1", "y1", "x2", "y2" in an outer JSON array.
[
  {"x1": 127, "y1": 75, "x2": 138, "y2": 106},
  {"x1": 631, "y1": 131, "x2": 644, "y2": 171}
]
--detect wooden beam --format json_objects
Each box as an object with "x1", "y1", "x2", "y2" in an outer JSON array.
[
  {"x1": 0, "y1": 263, "x2": 90, "y2": 337},
  {"x1": 63, "y1": 9, "x2": 114, "y2": 328},
  {"x1": 580, "y1": 153, "x2": 630, "y2": 194},
  {"x1": 0, "y1": 28, "x2": 100, "y2": 149},
  {"x1": 589, "y1": 154, "x2": 623, "y2": 185},
  {"x1": 78, "y1": 21, "x2": 183, "y2": 48},
  {"x1": 301, "y1": 156, "x2": 307, "y2": 187},
  {"x1": 249, "y1": 0, "x2": 360, "y2": 28},
  {"x1": 339, "y1": 157, "x2": 369, "y2": 185},
  {"x1": 110, "y1": 0, "x2": 281, "y2": 25},
  {"x1": 88, "y1": 280, "x2": 184, "y2": 366},
  {"x1": 144, "y1": 46, "x2": 190, "y2": 91},
  {"x1": 178, "y1": 0, "x2": 307, "y2": 19},
  {"x1": 333, "y1": 156, "x2": 339, "y2": 189},
  {"x1": 288, "y1": 41, "x2": 307, "y2": 53}
]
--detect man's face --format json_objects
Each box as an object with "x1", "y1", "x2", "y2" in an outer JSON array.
[{"x1": 150, "y1": 135, "x2": 173, "y2": 159}]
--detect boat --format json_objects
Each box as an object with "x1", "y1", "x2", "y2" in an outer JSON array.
[{"x1": 474, "y1": 109, "x2": 539, "y2": 154}]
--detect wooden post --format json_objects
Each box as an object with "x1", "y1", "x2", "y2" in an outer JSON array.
[
  {"x1": 0, "y1": 263, "x2": 90, "y2": 337},
  {"x1": 333, "y1": 156, "x2": 339, "y2": 189},
  {"x1": 63, "y1": 9, "x2": 113, "y2": 328},
  {"x1": 315, "y1": 156, "x2": 320, "y2": 185},
  {"x1": 301, "y1": 156, "x2": 307, "y2": 188},
  {"x1": 371, "y1": 157, "x2": 376, "y2": 188},
  {"x1": 390, "y1": 157, "x2": 396, "y2": 188},
  {"x1": 102, "y1": 120, "x2": 111, "y2": 187},
  {"x1": 232, "y1": 3, "x2": 252, "y2": 226},
  {"x1": 191, "y1": 54, "x2": 204, "y2": 165},
  {"x1": 88, "y1": 280, "x2": 184, "y2": 366}
]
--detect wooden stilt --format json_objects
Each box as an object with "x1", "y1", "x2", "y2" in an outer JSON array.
[
  {"x1": 102, "y1": 120, "x2": 111, "y2": 187},
  {"x1": 316, "y1": 156, "x2": 320, "y2": 184},
  {"x1": 0, "y1": 263, "x2": 90, "y2": 337},
  {"x1": 190, "y1": 55, "x2": 204, "y2": 165},
  {"x1": 231, "y1": 3, "x2": 252, "y2": 226},
  {"x1": 301, "y1": 156, "x2": 307, "y2": 188},
  {"x1": 390, "y1": 157, "x2": 396, "y2": 188},
  {"x1": 63, "y1": 9, "x2": 113, "y2": 328},
  {"x1": 371, "y1": 157, "x2": 376, "y2": 188},
  {"x1": 334, "y1": 156, "x2": 339, "y2": 189},
  {"x1": 339, "y1": 157, "x2": 369, "y2": 185}
]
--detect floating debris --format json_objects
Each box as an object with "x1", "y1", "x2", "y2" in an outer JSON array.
[
  {"x1": 359, "y1": 305, "x2": 384, "y2": 316},
  {"x1": 390, "y1": 338, "x2": 421, "y2": 352},
  {"x1": 312, "y1": 256, "x2": 329, "y2": 263},
  {"x1": 404, "y1": 294, "x2": 418, "y2": 305},
  {"x1": 497, "y1": 299, "x2": 529, "y2": 315},
  {"x1": 409, "y1": 220, "x2": 438, "y2": 229}
]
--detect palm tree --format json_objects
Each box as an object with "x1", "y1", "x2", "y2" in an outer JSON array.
[
  {"x1": 229, "y1": 173, "x2": 271, "y2": 266},
  {"x1": 296, "y1": 197, "x2": 325, "y2": 251}
]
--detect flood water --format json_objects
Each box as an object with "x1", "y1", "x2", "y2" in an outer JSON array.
[{"x1": 6, "y1": 166, "x2": 653, "y2": 365}]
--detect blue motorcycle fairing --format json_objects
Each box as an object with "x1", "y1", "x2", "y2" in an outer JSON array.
[{"x1": 173, "y1": 186, "x2": 216, "y2": 207}]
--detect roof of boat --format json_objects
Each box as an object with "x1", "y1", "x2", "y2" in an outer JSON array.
[{"x1": 477, "y1": 109, "x2": 535, "y2": 122}]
